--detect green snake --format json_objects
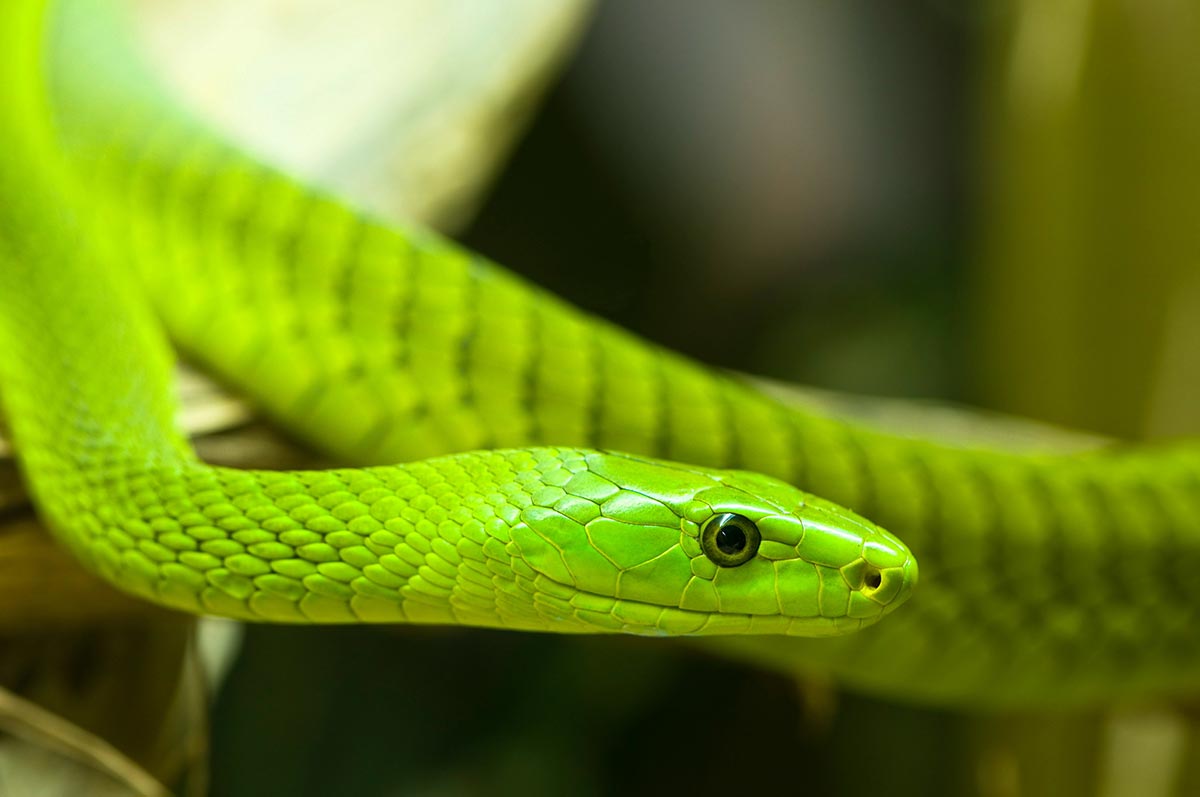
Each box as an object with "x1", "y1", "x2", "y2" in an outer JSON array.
[
  {"x1": 2, "y1": 0, "x2": 1199, "y2": 709},
  {"x1": 1, "y1": 1, "x2": 915, "y2": 638}
]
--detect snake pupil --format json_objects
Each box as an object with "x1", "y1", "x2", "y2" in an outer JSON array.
[{"x1": 716, "y1": 526, "x2": 746, "y2": 554}]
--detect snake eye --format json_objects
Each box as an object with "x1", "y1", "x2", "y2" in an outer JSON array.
[{"x1": 701, "y1": 513, "x2": 761, "y2": 567}]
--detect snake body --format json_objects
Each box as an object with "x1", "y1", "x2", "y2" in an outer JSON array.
[
  {"x1": 4, "y1": 0, "x2": 1200, "y2": 708},
  {"x1": 0, "y1": 1, "x2": 917, "y2": 641}
]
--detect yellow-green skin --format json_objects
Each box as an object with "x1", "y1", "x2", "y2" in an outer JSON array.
[
  {"x1": 0, "y1": 3, "x2": 914, "y2": 642},
  {"x1": 8, "y1": 0, "x2": 1200, "y2": 708}
]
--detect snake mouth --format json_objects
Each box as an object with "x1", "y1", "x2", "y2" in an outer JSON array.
[{"x1": 520, "y1": 582, "x2": 886, "y2": 638}]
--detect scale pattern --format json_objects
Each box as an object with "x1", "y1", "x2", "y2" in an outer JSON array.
[
  {"x1": 0, "y1": 222, "x2": 917, "y2": 637},
  {"x1": 23, "y1": 444, "x2": 910, "y2": 635},
  {"x1": 13, "y1": 0, "x2": 1200, "y2": 706},
  {"x1": 0, "y1": 0, "x2": 918, "y2": 639}
]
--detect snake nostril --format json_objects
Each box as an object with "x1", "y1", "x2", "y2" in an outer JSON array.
[{"x1": 864, "y1": 567, "x2": 882, "y2": 590}]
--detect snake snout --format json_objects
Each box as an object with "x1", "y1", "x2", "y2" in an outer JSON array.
[
  {"x1": 863, "y1": 551, "x2": 918, "y2": 614},
  {"x1": 853, "y1": 529, "x2": 918, "y2": 618}
]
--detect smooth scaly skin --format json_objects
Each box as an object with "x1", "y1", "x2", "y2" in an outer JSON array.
[
  {"x1": 15, "y1": 0, "x2": 1200, "y2": 707},
  {"x1": 0, "y1": 2, "x2": 915, "y2": 641}
]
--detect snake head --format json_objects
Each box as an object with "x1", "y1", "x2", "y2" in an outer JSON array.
[{"x1": 508, "y1": 450, "x2": 917, "y2": 637}]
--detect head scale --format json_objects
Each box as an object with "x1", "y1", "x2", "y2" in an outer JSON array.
[{"x1": 504, "y1": 450, "x2": 917, "y2": 637}]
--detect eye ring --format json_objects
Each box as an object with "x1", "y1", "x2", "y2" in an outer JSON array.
[{"x1": 701, "y1": 513, "x2": 761, "y2": 567}]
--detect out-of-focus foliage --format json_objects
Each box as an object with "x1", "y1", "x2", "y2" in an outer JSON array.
[
  {"x1": 976, "y1": 0, "x2": 1200, "y2": 440},
  {"x1": 131, "y1": 0, "x2": 594, "y2": 231},
  {"x1": 0, "y1": 624, "x2": 205, "y2": 796}
]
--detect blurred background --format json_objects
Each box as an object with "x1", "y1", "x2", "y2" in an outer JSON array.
[{"x1": 4, "y1": 0, "x2": 1199, "y2": 795}]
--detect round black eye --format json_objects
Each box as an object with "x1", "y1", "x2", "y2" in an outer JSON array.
[{"x1": 701, "y1": 513, "x2": 761, "y2": 567}]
